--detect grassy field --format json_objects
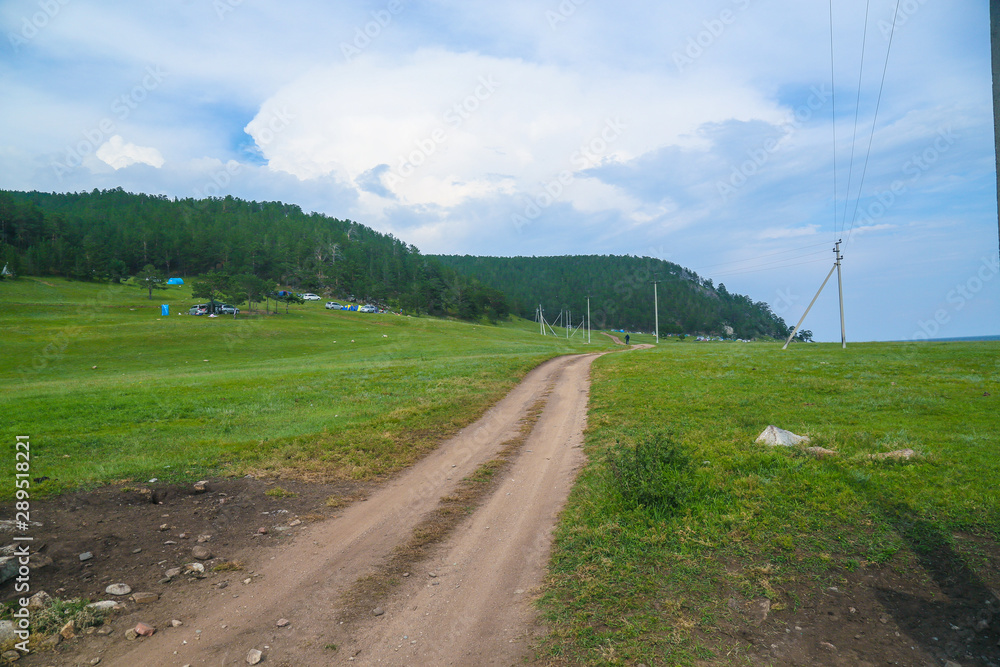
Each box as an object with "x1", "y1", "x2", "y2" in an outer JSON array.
[
  {"x1": 538, "y1": 340, "x2": 1000, "y2": 664},
  {"x1": 0, "y1": 277, "x2": 609, "y2": 495}
]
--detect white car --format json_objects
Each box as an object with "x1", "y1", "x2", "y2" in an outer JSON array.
[
  {"x1": 325, "y1": 301, "x2": 342, "y2": 310},
  {"x1": 301, "y1": 293, "x2": 321, "y2": 301}
]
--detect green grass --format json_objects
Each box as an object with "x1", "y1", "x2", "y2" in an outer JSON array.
[
  {"x1": 0, "y1": 277, "x2": 613, "y2": 494},
  {"x1": 538, "y1": 341, "x2": 1000, "y2": 665}
]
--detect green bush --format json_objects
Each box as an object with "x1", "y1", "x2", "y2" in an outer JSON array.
[{"x1": 606, "y1": 433, "x2": 693, "y2": 516}]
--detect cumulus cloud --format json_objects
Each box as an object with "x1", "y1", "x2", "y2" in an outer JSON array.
[{"x1": 96, "y1": 135, "x2": 165, "y2": 170}]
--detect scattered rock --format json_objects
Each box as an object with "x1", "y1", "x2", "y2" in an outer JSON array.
[
  {"x1": 373, "y1": 607, "x2": 385, "y2": 616},
  {"x1": 90, "y1": 658, "x2": 101, "y2": 665},
  {"x1": 289, "y1": 519, "x2": 301, "y2": 527},
  {"x1": 870, "y1": 449, "x2": 916, "y2": 461},
  {"x1": 125, "y1": 628, "x2": 139, "y2": 641},
  {"x1": 171, "y1": 619, "x2": 183, "y2": 627},
  {"x1": 79, "y1": 552, "x2": 93, "y2": 562},
  {"x1": 750, "y1": 598, "x2": 771, "y2": 625},
  {"x1": 60, "y1": 619, "x2": 76, "y2": 640},
  {"x1": 246, "y1": 648, "x2": 263, "y2": 665},
  {"x1": 1, "y1": 649, "x2": 20, "y2": 662},
  {"x1": 42, "y1": 632, "x2": 62, "y2": 648},
  {"x1": 27, "y1": 590, "x2": 52, "y2": 610},
  {"x1": 197, "y1": 534, "x2": 212, "y2": 543},
  {"x1": 428, "y1": 572, "x2": 437, "y2": 578},
  {"x1": 159, "y1": 523, "x2": 169, "y2": 531},
  {"x1": 131, "y1": 548, "x2": 142, "y2": 554},
  {"x1": 0, "y1": 621, "x2": 16, "y2": 643},
  {"x1": 135, "y1": 622, "x2": 156, "y2": 637},
  {"x1": 217, "y1": 581, "x2": 229, "y2": 589},
  {"x1": 819, "y1": 641, "x2": 837, "y2": 652},
  {"x1": 243, "y1": 577, "x2": 252, "y2": 584},
  {"x1": 28, "y1": 554, "x2": 53, "y2": 570},
  {"x1": 106, "y1": 583, "x2": 132, "y2": 596},
  {"x1": 96, "y1": 626, "x2": 113, "y2": 635},
  {"x1": 164, "y1": 540, "x2": 177, "y2": 545},
  {"x1": 805, "y1": 447, "x2": 838, "y2": 458},
  {"x1": 193, "y1": 480, "x2": 210, "y2": 493},
  {"x1": 276, "y1": 618, "x2": 290, "y2": 627},
  {"x1": 132, "y1": 592, "x2": 159, "y2": 604},
  {"x1": 184, "y1": 562, "x2": 205, "y2": 574},
  {"x1": 257, "y1": 527, "x2": 268, "y2": 535},
  {"x1": 192, "y1": 546, "x2": 212, "y2": 560},
  {"x1": 86, "y1": 600, "x2": 119, "y2": 612},
  {"x1": 756, "y1": 425, "x2": 810, "y2": 447},
  {"x1": 0, "y1": 556, "x2": 16, "y2": 585},
  {"x1": 179, "y1": 533, "x2": 189, "y2": 539},
  {"x1": 165, "y1": 567, "x2": 183, "y2": 578}
]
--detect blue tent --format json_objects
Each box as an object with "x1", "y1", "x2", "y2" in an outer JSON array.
[{"x1": 166, "y1": 278, "x2": 184, "y2": 285}]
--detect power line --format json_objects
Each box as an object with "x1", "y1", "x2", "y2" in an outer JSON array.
[
  {"x1": 710, "y1": 255, "x2": 831, "y2": 279},
  {"x1": 840, "y1": 0, "x2": 872, "y2": 237},
  {"x1": 690, "y1": 241, "x2": 832, "y2": 271},
  {"x1": 829, "y1": 0, "x2": 839, "y2": 241},
  {"x1": 846, "y1": 0, "x2": 902, "y2": 243}
]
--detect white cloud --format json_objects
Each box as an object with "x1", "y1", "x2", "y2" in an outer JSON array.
[
  {"x1": 758, "y1": 225, "x2": 822, "y2": 240},
  {"x1": 96, "y1": 135, "x2": 165, "y2": 170}
]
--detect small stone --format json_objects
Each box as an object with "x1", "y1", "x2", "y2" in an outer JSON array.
[
  {"x1": 243, "y1": 577, "x2": 252, "y2": 584},
  {"x1": 27, "y1": 590, "x2": 52, "y2": 610},
  {"x1": 60, "y1": 620, "x2": 76, "y2": 639},
  {"x1": 132, "y1": 592, "x2": 159, "y2": 604},
  {"x1": 2, "y1": 650, "x2": 20, "y2": 662},
  {"x1": 197, "y1": 534, "x2": 212, "y2": 543},
  {"x1": 79, "y1": 552, "x2": 93, "y2": 562},
  {"x1": 165, "y1": 567, "x2": 182, "y2": 578},
  {"x1": 289, "y1": 519, "x2": 301, "y2": 527},
  {"x1": 428, "y1": 572, "x2": 437, "y2": 578},
  {"x1": 179, "y1": 533, "x2": 189, "y2": 539},
  {"x1": 90, "y1": 659, "x2": 101, "y2": 665},
  {"x1": 819, "y1": 641, "x2": 837, "y2": 652},
  {"x1": 131, "y1": 548, "x2": 142, "y2": 554},
  {"x1": 276, "y1": 618, "x2": 290, "y2": 627},
  {"x1": 257, "y1": 527, "x2": 268, "y2": 535},
  {"x1": 246, "y1": 648, "x2": 263, "y2": 665},
  {"x1": 171, "y1": 619, "x2": 183, "y2": 628},
  {"x1": 86, "y1": 601, "x2": 119, "y2": 612},
  {"x1": 373, "y1": 607, "x2": 385, "y2": 616},
  {"x1": 96, "y1": 626, "x2": 113, "y2": 635},
  {"x1": 184, "y1": 562, "x2": 205, "y2": 574},
  {"x1": 159, "y1": 524, "x2": 169, "y2": 531},
  {"x1": 217, "y1": 581, "x2": 228, "y2": 589},
  {"x1": 42, "y1": 632, "x2": 62, "y2": 647},
  {"x1": 193, "y1": 480, "x2": 209, "y2": 493},
  {"x1": 125, "y1": 629, "x2": 139, "y2": 641},
  {"x1": 192, "y1": 546, "x2": 212, "y2": 560},
  {"x1": 164, "y1": 541, "x2": 177, "y2": 545},
  {"x1": 106, "y1": 583, "x2": 132, "y2": 596},
  {"x1": 402, "y1": 572, "x2": 410, "y2": 577},
  {"x1": 135, "y1": 622, "x2": 155, "y2": 637}
]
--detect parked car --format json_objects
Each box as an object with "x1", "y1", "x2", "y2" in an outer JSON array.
[
  {"x1": 300, "y1": 293, "x2": 321, "y2": 301},
  {"x1": 217, "y1": 304, "x2": 240, "y2": 315},
  {"x1": 325, "y1": 301, "x2": 342, "y2": 310},
  {"x1": 359, "y1": 304, "x2": 378, "y2": 313},
  {"x1": 189, "y1": 304, "x2": 208, "y2": 315}
]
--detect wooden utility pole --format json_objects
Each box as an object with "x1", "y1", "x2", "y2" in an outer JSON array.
[{"x1": 992, "y1": 0, "x2": 1000, "y2": 256}]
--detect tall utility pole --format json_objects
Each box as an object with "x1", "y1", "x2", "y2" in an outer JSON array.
[
  {"x1": 587, "y1": 296, "x2": 591, "y2": 344},
  {"x1": 651, "y1": 279, "x2": 660, "y2": 344},
  {"x1": 992, "y1": 0, "x2": 1000, "y2": 256},
  {"x1": 835, "y1": 240, "x2": 846, "y2": 348}
]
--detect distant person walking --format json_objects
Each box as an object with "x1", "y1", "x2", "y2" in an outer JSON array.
[{"x1": 624, "y1": 334, "x2": 630, "y2": 345}]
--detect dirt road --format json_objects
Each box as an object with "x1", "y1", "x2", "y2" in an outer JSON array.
[{"x1": 101, "y1": 352, "x2": 602, "y2": 666}]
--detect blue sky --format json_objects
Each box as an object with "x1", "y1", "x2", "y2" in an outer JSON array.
[{"x1": 1, "y1": 0, "x2": 996, "y2": 341}]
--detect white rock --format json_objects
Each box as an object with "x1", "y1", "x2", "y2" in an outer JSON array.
[
  {"x1": 755, "y1": 425, "x2": 810, "y2": 447},
  {"x1": 86, "y1": 601, "x2": 119, "y2": 611},
  {"x1": 246, "y1": 648, "x2": 263, "y2": 664},
  {"x1": 105, "y1": 583, "x2": 132, "y2": 596}
]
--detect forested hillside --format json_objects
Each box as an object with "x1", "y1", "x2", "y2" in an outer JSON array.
[
  {"x1": 0, "y1": 189, "x2": 508, "y2": 320},
  {"x1": 432, "y1": 255, "x2": 792, "y2": 339}
]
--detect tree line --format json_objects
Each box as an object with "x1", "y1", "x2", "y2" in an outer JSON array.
[
  {"x1": 0, "y1": 189, "x2": 509, "y2": 322},
  {"x1": 431, "y1": 254, "x2": 798, "y2": 340}
]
